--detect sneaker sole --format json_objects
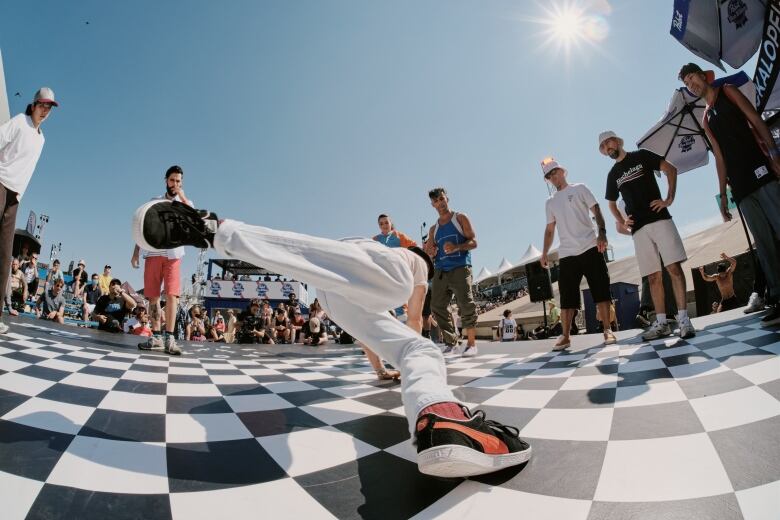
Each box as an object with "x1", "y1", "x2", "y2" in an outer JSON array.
[
  {"x1": 132, "y1": 200, "x2": 169, "y2": 253},
  {"x1": 461, "y1": 349, "x2": 478, "y2": 358},
  {"x1": 138, "y1": 344, "x2": 165, "y2": 351},
  {"x1": 680, "y1": 330, "x2": 696, "y2": 339},
  {"x1": 417, "y1": 444, "x2": 532, "y2": 478},
  {"x1": 761, "y1": 316, "x2": 780, "y2": 328}
]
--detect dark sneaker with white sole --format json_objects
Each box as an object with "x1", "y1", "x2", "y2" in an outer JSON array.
[
  {"x1": 132, "y1": 200, "x2": 219, "y2": 251},
  {"x1": 761, "y1": 304, "x2": 780, "y2": 328},
  {"x1": 416, "y1": 407, "x2": 531, "y2": 478}
]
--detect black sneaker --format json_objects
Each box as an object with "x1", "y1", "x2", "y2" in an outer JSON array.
[
  {"x1": 415, "y1": 407, "x2": 531, "y2": 478},
  {"x1": 132, "y1": 200, "x2": 218, "y2": 251},
  {"x1": 761, "y1": 304, "x2": 780, "y2": 328}
]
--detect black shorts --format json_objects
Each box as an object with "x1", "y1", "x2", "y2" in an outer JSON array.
[
  {"x1": 719, "y1": 295, "x2": 740, "y2": 311},
  {"x1": 558, "y1": 247, "x2": 611, "y2": 309},
  {"x1": 422, "y1": 288, "x2": 432, "y2": 318}
]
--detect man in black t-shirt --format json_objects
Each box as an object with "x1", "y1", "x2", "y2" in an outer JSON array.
[
  {"x1": 599, "y1": 131, "x2": 695, "y2": 340},
  {"x1": 236, "y1": 299, "x2": 273, "y2": 344},
  {"x1": 94, "y1": 278, "x2": 137, "y2": 332},
  {"x1": 680, "y1": 63, "x2": 780, "y2": 328}
]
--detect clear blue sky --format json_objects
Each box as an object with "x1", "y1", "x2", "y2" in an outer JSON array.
[{"x1": 0, "y1": 0, "x2": 745, "y2": 292}]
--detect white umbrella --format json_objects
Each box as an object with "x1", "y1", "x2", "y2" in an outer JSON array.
[
  {"x1": 670, "y1": 0, "x2": 765, "y2": 71},
  {"x1": 637, "y1": 71, "x2": 755, "y2": 174}
]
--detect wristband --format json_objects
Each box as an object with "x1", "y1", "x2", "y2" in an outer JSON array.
[{"x1": 598, "y1": 227, "x2": 607, "y2": 235}]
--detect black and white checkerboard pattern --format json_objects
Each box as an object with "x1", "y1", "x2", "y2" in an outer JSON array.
[{"x1": 0, "y1": 310, "x2": 778, "y2": 520}]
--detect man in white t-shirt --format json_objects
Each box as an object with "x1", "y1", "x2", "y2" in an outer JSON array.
[
  {"x1": 0, "y1": 88, "x2": 58, "y2": 334},
  {"x1": 499, "y1": 309, "x2": 518, "y2": 341},
  {"x1": 540, "y1": 158, "x2": 616, "y2": 350}
]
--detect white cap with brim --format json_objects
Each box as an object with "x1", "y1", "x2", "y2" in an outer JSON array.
[
  {"x1": 541, "y1": 158, "x2": 565, "y2": 176},
  {"x1": 33, "y1": 87, "x2": 58, "y2": 107},
  {"x1": 598, "y1": 131, "x2": 624, "y2": 155},
  {"x1": 309, "y1": 317, "x2": 321, "y2": 333}
]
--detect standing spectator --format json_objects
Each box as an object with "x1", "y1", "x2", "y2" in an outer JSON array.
[
  {"x1": 93, "y1": 278, "x2": 136, "y2": 333},
  {"x1": 70, "y1": 259, "x2": 88, "y2": 297},
  {"x1": 499, "y1": 309, "x2": 518, "y2": 342},
  {"x1": 600, "y1": 131, "x2": 695, "y2": 339},
  {"x1": 540, "y1": 157, "x2": 616, "y2": 350},
  {"x1": 373, "y1": 214, "x2": 417, "y2": 248},
  {"x1": 0, "y1": 88, "x2": 58, "y2": 334},
  {"x1": 286, "y1": 292, "x2": 299, "y2": 320},
  {"x1": 225, "y1": 308, "x2": 238, "y2": 342},
  {"x1": 36, "y1": 278, "x2": 65, "y2": 324},
  {"x1": 8, "y1": 258, "x2": 27, "y2": 314},
  {"x1": 45, "y1": 259, "x2": 64, "y2": 290},
  {"x1": 22, "y1": 253, "x2": 40, "y2": 301},
  {"x1": 680, "y1": 63, "x2": 780, "y2": 327},
  {"x1": 699, "y1": 252, "x2": 739, "y2": 312},
  {"x1": 82, "y1": 273, "x2": 101, "y2": 321},
  {"x1": 98, "y1": 265, "x2": 112, "y2": 295},
  {"x1": 423, "y1": 187, "x2": 479, "y2": 356},
  {"x1": 132, "y1": 165, "x2": 191, "y2": 354}
]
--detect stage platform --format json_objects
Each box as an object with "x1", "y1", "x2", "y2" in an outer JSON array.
[{"x1": 0, "y1": 309, "x2": 778, "y2": 519}]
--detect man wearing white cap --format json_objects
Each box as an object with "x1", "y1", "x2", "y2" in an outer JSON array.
[
  {"x1": 598, "y1": 131, "x2": 695, "y2": 340},
  {"x1": 540, "y1": 157, "x2": 616, "y2": 350},
  {"x1": 0, "y1": 88, "x2": 58, "y2": 334}
]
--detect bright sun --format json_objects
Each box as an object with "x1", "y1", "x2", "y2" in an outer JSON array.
[
  {"x1": 524, "y1": 0, "x2": 610, "y2": 63},
  {"x1": 551, "y1": 8, "x2": 585, "y2": 41}
]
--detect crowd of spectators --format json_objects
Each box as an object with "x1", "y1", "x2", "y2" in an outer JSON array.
[{"x1": 475, "y1": 287, "x2": 528, "y2": 315}]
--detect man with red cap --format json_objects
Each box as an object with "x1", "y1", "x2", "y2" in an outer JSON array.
[{"x1": 0, "y1": 88, "x2": 58, "y2": 334}]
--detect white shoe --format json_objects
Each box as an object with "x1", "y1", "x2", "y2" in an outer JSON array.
[
  {"x1": 744, "y1": 292, "x2": 766, "y2": 314},
  {"x1": 0, "y1": 321, "x2": 8, "y2": 334},
  {"x1": 461, "y1": 345, "x2": 478, "y2": 357},
  {"x1": 642, "y1": 321, "x2": 672, "y2": 341}
]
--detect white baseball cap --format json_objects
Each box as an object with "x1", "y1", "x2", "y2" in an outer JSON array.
[
  {"x1": 541, "y1": 157, "x2": 565, "y2": 176},
  {"x1": 33, "y1": 87, "x2": 59, "y2": 107},
  {"x1": 598, "y1": 131, "x2": 623, "y2": 154}
]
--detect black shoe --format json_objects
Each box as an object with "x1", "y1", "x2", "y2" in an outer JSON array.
[
  {"x1": 415, "y1": 407, "x2": 532, "y2": 478},
  {"x1": 132, "y1": 200, "x2": 218, "y2": 251},
  {"x1": 761, "y1": 304, "x2": 780, "y2": 328}
]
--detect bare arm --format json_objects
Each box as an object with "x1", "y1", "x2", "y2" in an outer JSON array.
[
  {"x1": 541, "y1": 222, "x2": 556, "y2": 268},
  {"x1": 650, "y1": 159, "x2": 678, "y2": 212},
  {"x1": 455, "y1": 213, "x2": 477, "y2": 251},
  {"x1": 722, "y1": 252, "x2": 737, "y2": 273},
  {"x1": 590, "y1": 204, "x2": 608, "y2": 253},
  {"x1": 698, "y1": 266, "x2": 717, "y2": 282},
  {"x1": 703, "y1": 118, "x2": 733, "y2": 221}
]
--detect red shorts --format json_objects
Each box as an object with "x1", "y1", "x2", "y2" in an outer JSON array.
[{"x1": 144, "y1": 256, "x2": 182, "y2": 298}]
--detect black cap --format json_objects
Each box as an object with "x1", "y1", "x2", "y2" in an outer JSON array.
[{"x1": 408, "y1": 245, "x2": 434, "y2": 280}]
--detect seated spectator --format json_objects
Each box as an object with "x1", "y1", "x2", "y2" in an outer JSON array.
[
  {"x1": 82, "y1": 273, "x2": 102, "y2": 321},
  {"x1": 272, "y1": 307, "x2": 290, "y2": 343},
  {"x1": 499, "y1": 309, "x2": 518, "y2": 341},
  {"x1": 45, "y1": 259, "x2": 64, "y2": 290},
  {"x1": 126, "y1": 307, "x2": 153, "y2": 337},
  {"x1": 290, "y1": 309, "x2": 305, "y2": 343},
  {"x1": 9, "y1": 258, "x2": 27, "y2": 315},
  {"x1": 302, "y1": 317, "x2": 328, "y2": 346},
  {"x1": 213, "y1": 310, "x2": 226, "y2": 333},
  {"x1": 36, "y1": 278, "x2": 66, "y2": 324},
  {"x1": 236, "y1": 299, "x2": 274, "y2": 344},
  {"x1": 206, "y1": 318, "x2": 225, "y2": 342},
  {"x1": 70, "y1": 259, "x2": 89, "y2": 298},
  {"x1": 286, "y1": 292, "x2": 299, "y2": 319},
  {"x1": 21, "y1": 253, "x2": 40, "y2": 301},
  {"x1": 94, "y1": 278, "x2": 136, "y2": 332},
  {"x1": 186, "y1": 305, "x2": 207, "y2": 341}
]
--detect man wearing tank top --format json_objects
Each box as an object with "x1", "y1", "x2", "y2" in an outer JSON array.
[
  {"x1": 679, "y1": 63, "x2": 780, "y2": 328},
  {"x1": 422, "y1": 187, "x2": 479, "y2": 357}
]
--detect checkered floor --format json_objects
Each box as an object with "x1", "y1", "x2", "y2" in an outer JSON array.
[{"x1": 0, "y1": 310, "x2": 778, "y2": 520}]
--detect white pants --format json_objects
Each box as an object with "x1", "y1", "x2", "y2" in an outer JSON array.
[{"x1": 214, "y1": 220, "x2": 459, "y2": 436}]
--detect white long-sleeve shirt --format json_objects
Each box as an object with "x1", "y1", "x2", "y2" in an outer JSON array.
[{"x1": 0, "y1": 114, "x2": 45, "y2": 199}]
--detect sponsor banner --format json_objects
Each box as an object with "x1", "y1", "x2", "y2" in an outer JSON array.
[
  {"x1": 205, "y1": 280, "x2": 307, "y2": 300},
  {"x1": 26, "y1": 211, "x2": 37, "y2": 235},
  {"x1": 755, "y1": 0, "x2": 780, "y2": 111}
]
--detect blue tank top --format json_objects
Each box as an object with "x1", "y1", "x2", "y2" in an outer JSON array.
[{"x1": 433, "y1": 214, "x2": 471, "y2": 272}]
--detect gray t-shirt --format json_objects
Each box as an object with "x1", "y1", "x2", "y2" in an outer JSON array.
[{"x1": 40, "y1": 289, "x2": 65, "y2": 315}]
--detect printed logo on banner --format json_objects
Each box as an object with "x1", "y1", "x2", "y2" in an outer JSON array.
[
  {"x1": 232, "y1": 281, "x2": 244, "y2": 297},
  {"x1": 679, "y1": 135, "x2": 695, "y2": 153},
  {"x1": 210, "y1": 281, "x2": 221, "y2": 296},
  {"x1": 727, "y1": 0, "x2": 748, "y2": 29},
  {"x1": 753, "y1": 1, "x2": 780, "y2": 111},
  {"x1": 672, "y1": 10, "x2": 684, "y2": 32},
  {"x1": 281, "y1": 282, "x2": 295, "y2": 297},
  {"x1": 256, "y1": 281, "x2": 269, "y2": 297}
]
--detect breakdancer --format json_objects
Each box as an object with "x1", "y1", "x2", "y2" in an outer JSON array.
[{"x1": 132, "y1": 199, "x2": 531, "y2": 478}]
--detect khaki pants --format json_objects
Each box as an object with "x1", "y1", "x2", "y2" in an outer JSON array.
[{"x1": 430, "y1": 265, "x2": 477, "y2": 346}]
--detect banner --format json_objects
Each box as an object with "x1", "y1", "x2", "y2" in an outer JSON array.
[
  {"x1": 204, "y1": 280, "x2": 307, "y2": 301},
  {"x1": 754, "y1": 0, "x2": 780, "y2": 111},
  {"x1": 26, "y1": 211, "x2": 36, "y2": 235}
]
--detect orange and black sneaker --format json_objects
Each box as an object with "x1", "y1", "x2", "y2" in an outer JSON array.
[{"x1": 415, "y1": 408, "x2": 532, "y2": 478}]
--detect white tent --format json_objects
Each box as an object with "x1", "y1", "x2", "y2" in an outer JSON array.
[
  {"x1": 496, "y1": 257, "x2": 514, "y2": 275},
  {"x1": 516, "y1": 244, "x2": 542, "y2": 266},
  {"x1": 474, "y1": 267, "x2": 493, "y2": 284}
]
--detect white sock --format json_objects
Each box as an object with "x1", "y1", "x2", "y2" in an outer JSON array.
[
  {"x1": 656, "y1": 313, "x2": 667, "y2": 324},
  {"x1": 677, "y1": 310, "x2": 688, "y2": 321}
]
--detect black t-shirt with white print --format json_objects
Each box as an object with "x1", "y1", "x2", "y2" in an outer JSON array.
[{"x1": 605, "y1": 149, "x2": 671, "y2": 234}]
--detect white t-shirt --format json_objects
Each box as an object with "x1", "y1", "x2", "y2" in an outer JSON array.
[
  {"x1": 142, "y1": 194, "x2": 192, "y2": 260},
  {"x1": 500, "y1": 317, "x2": 517, "y2": 340},
  {"x1": 0, "y1": 114, "x2": 45, "y2": 199},
  {"x1": 545, "y1": 183, "x2": 599, "y2": 259}
]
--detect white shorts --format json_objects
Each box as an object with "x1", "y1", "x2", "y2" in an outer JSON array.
[
  {"x1": 632, "y1": 219, "x2": 687, "y2": 277},
  {"x1": 393, "y1": 248, "x2": 429, "y2": 288}
]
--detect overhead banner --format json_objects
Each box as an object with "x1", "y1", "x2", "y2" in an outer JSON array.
[
  {"x1": 205, "y1": 279, "x2": 308, "y2": 301},
  {"x1": 754, "y1": 0, "x2": 780, "y2": 111},
  {"x1": 25, "y1": 211, "x2": 36, "y2": 235}
]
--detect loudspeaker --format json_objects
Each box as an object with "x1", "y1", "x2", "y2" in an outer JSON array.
[{"x1": 526, "y1": 261, "x2": 553, "y2": 303}]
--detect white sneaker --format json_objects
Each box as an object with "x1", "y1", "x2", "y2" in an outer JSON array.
[
  {"x1": 461, "y1": 345, "x2": 478, "y2": 357},
  {"x1": 642, "y1": 321, "x2": 672, "y2": 341},
  {"x1": 0, "y1": 321, "x2": 8, "y2": 334},
  {"x1": 678, "y1": 318, "x2": 696, "y2": 339},
  {"x1": 744, "y1": 292, "x2": 766, "y2": 314}
]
